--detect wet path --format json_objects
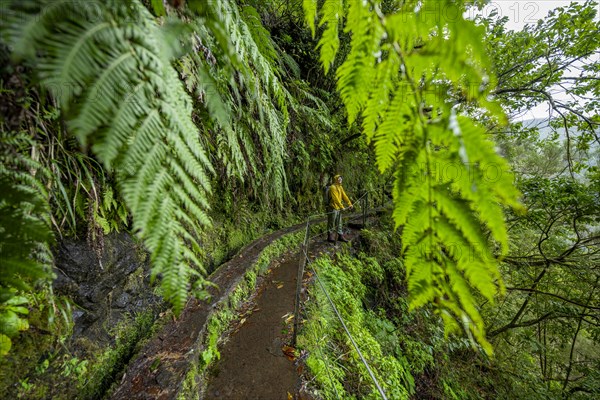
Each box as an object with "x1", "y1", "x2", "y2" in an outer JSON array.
[
  {"x1": 204, "y1": 253, "x2": 301, "y2": 399},
  {"x1": 203, "y1": 228, "x2": 360, "y2": 399}
]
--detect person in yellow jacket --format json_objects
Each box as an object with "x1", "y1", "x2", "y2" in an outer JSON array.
[{"x1": 327, "y1": 174, "x2": 353, "y2": 242}]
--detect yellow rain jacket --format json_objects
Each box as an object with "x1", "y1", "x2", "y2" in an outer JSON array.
[{"x1": 329, "y1": 175, "x2": 352, "y2": 210}]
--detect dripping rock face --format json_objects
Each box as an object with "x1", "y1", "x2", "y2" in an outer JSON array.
[{"x1": 53, "y1": 232, "x2": 163, "y2": 345}]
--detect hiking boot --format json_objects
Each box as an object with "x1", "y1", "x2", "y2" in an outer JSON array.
[
  {"x1": 338, "y1": 234, "x2": 350, "y2": 243},
  {"x1": 327, "y1": 232, "x2": 336, "y2": 243}
]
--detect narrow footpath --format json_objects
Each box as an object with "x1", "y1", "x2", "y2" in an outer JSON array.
[
  {"x1": 110, "y1": 213, "x2": 372, "y2": 399},
  {"x1": 110, "y1": 223, "x2": 309, "y2": 399},
  {"x1": 204, "y1": 252, "x2": 301, "y2": 399},
  {"x1": 203, "y1": 230, "x2": 360, "y2": 399}
]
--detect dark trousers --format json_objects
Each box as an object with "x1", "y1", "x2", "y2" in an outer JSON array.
[{"x1": 327, "y1": 209, "x2": 343, "y2": 234}]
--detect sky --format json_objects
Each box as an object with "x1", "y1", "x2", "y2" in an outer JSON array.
[
  {"x1": 468, "y1": 1, "x2": 599, "y2": 121},
  {"x1": 469, "y1": 1, "x2": 595, "y2": 30}
]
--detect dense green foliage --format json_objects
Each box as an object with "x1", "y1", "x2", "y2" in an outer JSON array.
[
  {"x1": 488, "y1": 1, "x2": 600, "y2": 161},
  {"x1": 302, "y1": 211, "x2": 599, "y2": 399},
  {"x1": 481, "y1": 3, "x2": 600, "y2": 397},
  {"x1": 0, "y1": 0, "x2": 599, "y2": 398},
  {"x1": 298, "y1": 223, "x2": 475, "y2": 399},
  {"x1": 0, "y1": 132, "x2": 53, "y2": 356},
  {"x1": 298, "y1": 0, "x2": 600, "y2": 398},
  {"x1": 300, "y1": 253, "x2": 415, "y2": 399},
  {"x1": 2, "y1": 0, "x2": 216, "y2": 313},
  {"x1": 0, "y1": 0, "x2": 338, "y2": 316}
]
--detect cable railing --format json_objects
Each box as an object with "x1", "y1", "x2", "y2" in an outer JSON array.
[
  {"x1": 310, "y1": 260, "x2": 388, "y2": 400},
  {"x1": 291, "y1": 185, "x2": 393, "y2": 400}
]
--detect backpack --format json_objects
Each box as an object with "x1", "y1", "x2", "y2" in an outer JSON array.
[{"x1": 323, "y1": 184, "x2": 331, "y2": 210}]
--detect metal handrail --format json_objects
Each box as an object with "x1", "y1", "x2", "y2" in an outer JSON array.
[
  {"x1": 290, "y1": 185, "x2": 392, "y2": 399},
  {"x1": 311, "y1": 260, "x2": 388, "y2": 400}
]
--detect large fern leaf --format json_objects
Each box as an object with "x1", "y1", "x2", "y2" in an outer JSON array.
[
  {"x1": 179, "y1": 1, "x2": 292, "y2": 208},
  {"x1": 2, "y1": 0, "x2": 214, "y2": 313},
  {"x1": 309, "y1": 0, "x2": 523, "y2": 353}
]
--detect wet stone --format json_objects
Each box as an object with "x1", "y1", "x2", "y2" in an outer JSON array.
[
  {"x1": 114, "y1": 293, "x2": 130, "y2": 309},
  {"x1": 155, "y1": 369, "x2": 173, "y2": 388}
]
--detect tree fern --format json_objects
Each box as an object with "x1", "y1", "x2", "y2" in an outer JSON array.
[
  {"x1": 306, "y1": 0, "x2": 523, "y2": 353},
  {"x1": 2, "y1": 0, "x2": 214, "y2": 313},
  {"x1": 179, "y1": 1, "x2": 292, "y2": 208}
]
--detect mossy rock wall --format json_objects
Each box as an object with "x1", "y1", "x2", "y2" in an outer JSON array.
[{"x1": 0, "y1": 232, "x2": 163, "y2": 399}]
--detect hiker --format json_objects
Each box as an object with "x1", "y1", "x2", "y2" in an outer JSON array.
[{"x1": 327, "y1": 174, "x2": 353, "y2": 243}]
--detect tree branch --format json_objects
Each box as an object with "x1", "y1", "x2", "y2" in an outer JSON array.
[
  {"x1": 506, "y1": 287, "x2": 600, "y2": 310},
  {"x1": 489, "y1": 312, "x2": 557, "y2": 337}
]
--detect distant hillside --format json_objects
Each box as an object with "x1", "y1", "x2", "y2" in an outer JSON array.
[
  {"x1": 519, "y1": 118, "x2": 560, "y2": 139},
  {"x1": 518, "y1": 118, "x2": 599, "y2": 168},
  {"x1": 518, "y1": 118, "x2": 599, "y2": 144}
]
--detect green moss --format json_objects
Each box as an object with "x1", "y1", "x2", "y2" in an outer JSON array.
[
  {"x1": 0, "y1": 308, "x2": 160, "y2": 400},
  {"x1": 178, "y1": 367, "x2": 200, "y2": 400},
  {"x1": 80, "y1": 310, "x2": 158, "y2": 399},
  {"x1": 199, "y1": 213, "x2": 298, "y2": 274},
  {"x1": 298, "y1": 256, "x2": 414, "y2": 400},
  {"x1": 123, "y1": 267, "x2": 146, "y2": 293},
  {"x1": 0, "y1": 293, "x2": 74, "y2": 400}
]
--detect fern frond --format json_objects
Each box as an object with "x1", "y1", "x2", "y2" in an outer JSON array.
[
  {"x1": 303, "y1": 0, "x2": 318, "y2": 37},
  {"x1": 401, "y1": 201, "x2": 430, "y2": 252},
  {"x1": 372, "y1": 87, "x2": 412, "y2": 172},
  {"x1": 363, "y1": 52, "x2": 401, "y2": 141},
  {"x1": 335, "y1": 0, "x2": 383, "y2": 123},
  {"x1": 308, "y1": 0, "x2": 522, "y2": 354},
  {"x1": 432, "y1": 186, "x2": 493, "y2": 260},
  {"x1": 162, "y1": 259, "x2": 189, "y2": 314},
  {"x1": 241, "y1": 5, "x2": 278, "y2": 67},
  {"x1": 3, "y1": 0, "x2": 215, "y2": 313},
  {"x1": 180, "y1": 0, "x2": 290, "y2": 208},
  {"x1": 317, "y1": 0, "x2": 343, "y2": 74}
]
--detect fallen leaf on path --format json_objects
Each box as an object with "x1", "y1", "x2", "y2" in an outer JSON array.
[
  {"x1": 282, "y1": 345, "x2": 296, "y2": 361},
  {"x1": 282, "y1": 313, "x2": 294, "y2": 324},
  {"x1": 287, "y1": 392, "x2": 293, "y2": 400},
  {"x1": 277, "y1": 283, "x2": 284, "y2": 289},
  {"x1": 239, "y1": 317, "x2": 246, "y2": 325}
]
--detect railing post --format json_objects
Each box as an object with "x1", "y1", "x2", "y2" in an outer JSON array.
[{"x1": 291, "y1": 219, "x2": 310, "y2": 346}]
